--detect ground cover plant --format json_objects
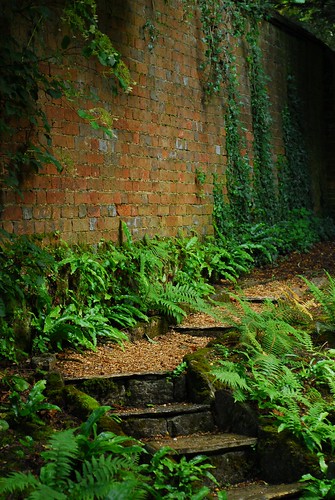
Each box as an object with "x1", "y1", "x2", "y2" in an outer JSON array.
[
  {"x1": 1, "y1": 210, "x2": 333, "y2": 362},
  {"x1": 211, "y1": 274, "x2": 335, "y2": 498},
  {"x1": 0, "y1": 211, "x2": 335, "y2": 497},
  {"x1": 0, "y1": 406, "x2": 221, "y2": 499}
]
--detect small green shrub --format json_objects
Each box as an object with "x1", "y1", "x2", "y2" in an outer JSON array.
[{"x1": 1, "y1": 375, "x2": 60, "y2": 425}]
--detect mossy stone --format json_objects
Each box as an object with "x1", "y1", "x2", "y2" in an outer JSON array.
[
  {"x1": 184, "y1": 347, "x2": 219, "y2": 404},
  {"x1": 64, "y1": 385, "x2": 125, "y2": 435},
  {"x1": 257, "y1": 424, "x2": 320, "y2": 483}
]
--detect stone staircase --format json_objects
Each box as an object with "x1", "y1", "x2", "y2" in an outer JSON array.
[{"x1": 66, "y1": 366, "x2": 303, "y2": 499}]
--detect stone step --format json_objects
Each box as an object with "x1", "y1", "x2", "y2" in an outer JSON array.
[
  {"x1": 65, "y1": 371, "x2": 187, "y2": 407},
  {"x1": 113, "y1": 402, "x2": 216, "y2": 438},
  {"x1": 225, "y1": 481, "x2": 302, "y2": 499},
  {"x1": 144, "y1": 432, "x2": 258, "y2": 486},
  {"x1": 145, "y1": 432, "x2": 257, "y2": 455}
]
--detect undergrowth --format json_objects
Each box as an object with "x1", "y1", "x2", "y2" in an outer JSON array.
[
  {"x1": 0, "y1": 406, "x2": 220, "y2": 499},
  {"x1": 0, "y1": 209, "x2": 334, "y2": 361},
  {"x1": 211, "y1": 273, "x2": 335, "y2": 497}
]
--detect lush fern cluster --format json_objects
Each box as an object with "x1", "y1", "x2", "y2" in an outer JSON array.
[
  {"x1": 0, "y1": 223, "x2": 257, "y2": 359},
  {"x1": 0, "y1": 407, "x2": 219, "y2": 499},
  {"x1": 211, "y1": 284, "x2": 335, "y2": 458}
]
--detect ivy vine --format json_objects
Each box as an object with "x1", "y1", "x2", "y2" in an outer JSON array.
[
  {"x1": 278, "y1": 75, "x2": 311, "y2": 216},
  {"x1": 246, "y1": 25, "x2": 277, "y2": 224},
  {"x1": 0, "y1": 0, "x2": 132, "y2": 191},
  {"x1": 187, "y1": 0, "x2": 312, "y2": 235}
]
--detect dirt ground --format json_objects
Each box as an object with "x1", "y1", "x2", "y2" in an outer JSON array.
[{"x1": 55, "y1": 241, "x2": 335, "y2": 379}]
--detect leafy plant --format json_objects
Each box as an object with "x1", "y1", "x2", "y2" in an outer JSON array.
[
  {"x1": 1, "y1": 376, "x2": 60, "y2": 425},
  {"x1": 302, "y1": 272, "x2": 335, "y2": 329},
  {"x1": 211, "y1": 283, "x2": 335, "y2": 458},
  {"x1": 32, "y1": 303, "x2": 129, "y2": 353},
  {"x1": 142, "y1": 446, "x2": 218, "y2": 499},
  {"x1": 0, "y1": 407, "x2": 219, "y2": 499},
  {"x1": 300, "y1": 454, "x2": 335, "y2": 499},
  {"x1": 0, "y1": 407, "x2": 147, "y2": 499},
  {"x1": 0, "y1": 0, "x2": 132, "y2": 190}
]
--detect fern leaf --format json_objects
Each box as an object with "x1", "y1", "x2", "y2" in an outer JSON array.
[
  {"x1": 211, "y1": 360, "x2": 250, "y2": 399},
  {"x1": 72, "y1": 455, "x2": 141, "y2": 499},
  {"x1": 0, "y1": 472, "x2": 40, "y2": 495},
  {"x1": 28, "y1": 484, "x2": 67, "y2": 499},
  {"x1": 40, "y1": 429, "x2": 79, "y2": 488},
  {"x1": 104, "y1": 480, "x2": 148, "y2": 500}
]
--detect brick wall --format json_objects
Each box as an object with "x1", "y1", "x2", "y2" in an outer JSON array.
[{"x1": 0, "y1": 1, "x2": 334, "y2": 244}]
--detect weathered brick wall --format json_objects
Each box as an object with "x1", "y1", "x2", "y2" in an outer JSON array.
[{"x1": 0, "y1": 2, "x2": 333, "y2": 244}]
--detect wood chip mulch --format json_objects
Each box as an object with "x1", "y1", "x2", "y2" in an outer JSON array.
[{"x1": 55, "y1": 332, "x2": 214, "y2": 378}]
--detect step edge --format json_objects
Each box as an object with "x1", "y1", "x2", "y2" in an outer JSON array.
[
  {"x1": 144, "y1": 433, "x2": 257, "y2": 455},
  {"x1": 113, "y1": 402, "x2": 212, "y2": 418}
]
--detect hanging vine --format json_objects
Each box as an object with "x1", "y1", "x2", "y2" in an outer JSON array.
[
  {"x1": 278, "y1": 75, "x2": 311, "y2": 216},
  {"x1": 246, "y1": 25, "x2": 277, "y2": 224},
  {"x1": 0, "y1": 0, "x2": 132, "y2": 191},
  {"x1": 186, "y1": 0, "x2": 313, "y2": 235}
]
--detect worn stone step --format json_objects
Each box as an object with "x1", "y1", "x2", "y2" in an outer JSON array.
[
  {"x1": 225, "y1": 481, "x2": 302, "y2": 499},
  {"x1": 145, "y1": 432, "x2": 258, "y2": 486},
  {"x1": 173, "y1": 325, "x2": 234, "y2": 336},
  {"x1": 145, "y1": 432, "x2": 257, "y2": 455},
  {"x1": 114, "y1": 402, "x2": 216, "y2": 438},
  {"x1": 65, "y1": 371, "x2": 187, "y2": 407}
]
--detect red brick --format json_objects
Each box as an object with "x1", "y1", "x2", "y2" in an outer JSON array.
[
  {"x1": 116, "y1": 205, "x2": 131, "y2": 217},
  {"x1": 1, "y1": 206, "x2": 22, "y2": 220},
  {"x1": 87, "y1": 206, "x2": 101, "y2": 217}
]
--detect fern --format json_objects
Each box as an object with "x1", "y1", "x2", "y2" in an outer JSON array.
[
  {"x1": 302, "y1": 272, "x2": 335, "y2": 327},
  {"x1": 71, "y1": 455, "x2": 138, "y2": 499},
  {"x1": 0, "y1": 471, "x2": 41, "y2": 496},
  {"x1": 0, "y1": 409, "x2": 147, "y2": 499},
  {"x1": 211, "y1": 360, "x2": 250, "y2": 402},
  {"x1": 40, "y1": 429, "x2": 79, "y2": 489},
  {"x1": 276, "y1": 286, "x2": 314, "y2": 326},
  {"x1": 219, "y1": 293, "x2": 314, "y2": 357}
]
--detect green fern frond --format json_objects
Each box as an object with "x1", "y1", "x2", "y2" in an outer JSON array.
[
  {"x1": 251, "y1": 353, "x2": 284, "y2": 380},
  {"x1": 103, "y1": 479, "x2": 148, "y2": 500},
  {"x1": 303, "y1": 272, "x2": 335, "y2": 326},
  {"x1": 40, "y1": 429, "x2": 79, "y2": 488},
  {"x1": 28, "y1": 484, "x2": 67, "y2": 499},
  {"x1": 0, "y1": 471, "x2": 40, "y2": 496},
  {"x1": 276, "y1": 287, "x2": 314, "y2": 326},
  {"x1": 211, "y1": 360, "x2": 250, "y2": 400},
  {"x1": 72, "y1": 455, "x2": 143, "y2": 499}
]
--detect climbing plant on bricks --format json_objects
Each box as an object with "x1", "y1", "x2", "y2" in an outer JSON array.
[
  {"x1": 185, "y1": 0, "x2": 312, "y2": 234},
  {"x1": 0, "y1": 0, "x2": 132, "y2": 191}
]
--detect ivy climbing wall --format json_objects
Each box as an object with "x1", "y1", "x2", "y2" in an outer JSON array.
[{"x1": 0, "y1": 1, "x2": 334, "y2": 244}]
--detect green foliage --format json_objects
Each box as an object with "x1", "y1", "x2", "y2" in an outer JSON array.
[
  {"x1": 189, "y1": 1, "x2": 329, "y2": 251},
  {"x1": 247, "y1": 28, "x2": 277, "y2": 224},
  {"x1": 1, "y1": 375, "x2": 60, "y2": 425},
  {"x1": 0, "y1": 407, "x2": 148, "y2": 499},
  {"x1": 272, "y1": 0, "x2": 335, "y2": 50},
  {"x1": 0, "y1": 230, "x2": 257, "y2": 358},
  {"x1": 278, "y1": 76, "x2": 311, "y2": 216},
  {"x1": 0, "y1": 407, "x2": 218, "y2": 499},
  {"x1": 32, "y1": 303, "x2": 129, "y2": 352},
  {"x1": 211, "y1": 280, "x2": 335, "y2": 458},
  {"x1": 142, "y1": 446, "x2": 218, "y2": 499},
  {"x1": 301, "y1": 455, "x2": 335, "y2": 498},
  {"x1": 302, "y1": 272, "x2": 335, "y2": 330}
]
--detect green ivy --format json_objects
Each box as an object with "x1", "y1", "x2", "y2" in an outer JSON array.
[
  {"x1": 247, "y1": 26, "x2": 278, "y2": 223},
  {"x1": 278, "y1": 75, "x2": 312, "y2": 216},
  {"x1": 0, "y1": 0, "x2": 132, "y2": 191},
  {"x1": 187, "y1": 0, "x2": 317, "y2": 237}
]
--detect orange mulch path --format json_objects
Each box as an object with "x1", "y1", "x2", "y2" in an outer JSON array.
[
  {"x1": 55, "y1": 241, "x2": 335, "y2": 379},
  {"x1": 55, "y1": 332, "x2": 215, "y2": 378}
]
